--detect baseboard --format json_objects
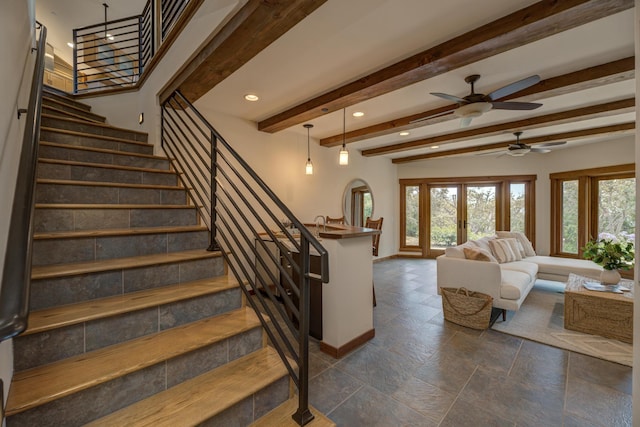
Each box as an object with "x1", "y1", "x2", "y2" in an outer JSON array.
[{"x1": 320, "y1": 328, "x2": 375, "y2": 358}]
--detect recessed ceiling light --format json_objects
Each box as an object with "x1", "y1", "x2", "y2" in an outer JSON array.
[
  {"x1": 67, "y1": 42, "x2": 74, "y2": 48},
  {"x1": 244, "y1": 94, "x2": 259, "y2": 102},
  {"x1": 399, "y1": 131, "x2": 410, "y2": 136},
  {"x1": 352, "y1": 111, "x2": 364, "y2": 117},
  {"x1": 430, "y1": 145, "x2": 439, "y2": 149}
]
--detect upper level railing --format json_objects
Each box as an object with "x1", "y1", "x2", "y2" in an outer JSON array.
[
  {"x1": 0, "y1": 23, "x2": 47, "y2": 342},
  {"x1": 73, "y1": 0, "x2": 194, "y2": 94},
  {"x1": 161, "y1": 90, "x2": 328, "y2": 426}
]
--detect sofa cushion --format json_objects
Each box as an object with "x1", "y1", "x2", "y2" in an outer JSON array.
[
  {"x1": 500, "y1": 270, "x2": 532, "y2": 300},
  {"x1": 525, "y1": 255, "x2": 602, "y2": 280},
  {"x1": 500, "y1": 260, "x2": 539, "y2": 280},
  {"x1": 488, "y1": 238, "x2": 517, "y2": 263},
  {"x1": 463, "y1": 246, "x2": 497, "y2": 262},
  {"x1": 496, "y1": 231, "x2": 536, "y2": 257}
]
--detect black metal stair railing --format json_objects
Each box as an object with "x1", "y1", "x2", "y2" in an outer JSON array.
[
  {"x1": 161, "y1": 90, "x2": 328, "y2": 426},
  {"x1": 0, "y1": 23, "x2": 47, "y2": 342}
]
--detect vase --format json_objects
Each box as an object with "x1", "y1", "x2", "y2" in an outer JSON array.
[{"x1": 600, "y1": 269, "x2": 621, "y2": 285}]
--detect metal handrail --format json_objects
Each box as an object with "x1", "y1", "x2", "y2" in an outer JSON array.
[
  {"x1": 161, "y1": 90, "x2": 328, "y2": 426},
  {"x1": 0, "y1": 24, "x2": 47, "y2": 342}
]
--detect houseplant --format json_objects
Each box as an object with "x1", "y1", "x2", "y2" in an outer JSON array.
[{"x1": 582, "y1": 233, "x2": 635, "y2": 284}]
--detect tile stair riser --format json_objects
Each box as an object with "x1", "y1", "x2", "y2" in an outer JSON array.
[
  {"x1": 204, "y1": 377, "x2": 290, "y2": 426},
  {"x1": 14, "y1": 289, "x2": 249, "y2": 371},
  {"x1": 29, "y1": 256, "x2": 226, "y2": 310},
  {"x1": 40, "y1": 129, "x2": 153, "y2": 155},
  {"x1": 42, "y1": 88, "x2": 93, "y2": 111},
  {"x1": 8, "y1": 328, "x2": 270, "y2": 427},
  {"x1": 41, "y1": 116, "x2": 148, "y2": 142},
  {"x1": 33, "y1": 206, "x2": 200, "y2": 232},
  {"x1": 42, "y1": 106, "x2": 105, "y2": 123},
  {"x1": 38, "y1": 144, "x2": 171, "y2": 170},
  {"x1": 32, "y1": 230, "x2": 210, "y2": 266},
  {"x1": 35, "y1": 182, "x2": 187, "y2": 205},
  {"x1": 37, "y1": 162, "x2": 178, "y2": 186}
]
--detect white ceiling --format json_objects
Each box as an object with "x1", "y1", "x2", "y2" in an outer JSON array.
[
  {"x1": 196, "y1": 0, "x2": 635, "y2": 161},
  {"x1": 37, "y1": 1, "x2": 636, "y2": 162}
]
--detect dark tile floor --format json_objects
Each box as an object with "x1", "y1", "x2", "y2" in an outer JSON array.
[{"x1": 305, "y1": 258, "x2": 632, "y2": 427}]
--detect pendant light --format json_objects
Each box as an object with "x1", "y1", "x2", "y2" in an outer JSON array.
[
  {"x1": 304, "y1": 123, "x2": 314, "y2": 175},
  {"x1": 339, "y1": 108, "x2": 349, "y2": 165}
]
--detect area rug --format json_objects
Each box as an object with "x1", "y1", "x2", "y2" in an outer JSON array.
[{"x1": 491, "y1": 280, "x2": 633, "y2": 367}]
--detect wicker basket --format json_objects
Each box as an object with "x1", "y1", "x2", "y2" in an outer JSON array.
[{"x1": 441, "y1": 287, "x2": 493, "y2": 330}]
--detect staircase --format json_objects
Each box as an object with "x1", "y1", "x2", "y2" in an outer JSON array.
[{"x1": 4, "y1": 86, "x2": 334, "y2": 426}]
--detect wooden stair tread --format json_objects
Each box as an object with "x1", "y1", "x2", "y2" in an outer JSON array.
[
  {"x1": 34, "y1": 225, "x2": 207, "y2": 240},
  {"x1": 42, "y1": 113, "x2": 148, "y2": 136},
  {"x1": 35, "y1": 203, "x2": 195, "y2": 209},
  {"x1": 84, "y1": 347, "x2": 287, "y2": 427},
  {"x1": 42, "y1": 92, "x2": 94, "y2": 112},
  {"x1": 39, "y1": 141, "x2": 169, "y2": 161},
  {"x1": 42, "y1": 105, "x2": 106, "y2": 124},
  {"x1": 25, "y1": 277, "x2": 238, "y2": 335},
  {"x1": 42, "y1": 97, "x2": 104, "y2": 119},
  {"x1": 38, "y1": 158, "x2": 175, "y2": 174},
  {"x1": 6, "y1": 308, "x2": 261, "y2": 416},
  {"x1": 40, "y1": 126, "x2": 151, "y2": 147},
  {"x1": 37, "y1": 178, "x2": 183, "y2": 190},
  {"x1": 251, "y1": 398, "x2": 336, "y2": 427},
  {"x1": 31, "y1": 249, "x2": 221, "y2": 280}
]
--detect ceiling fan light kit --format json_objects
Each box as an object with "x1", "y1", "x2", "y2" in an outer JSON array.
[
  {"x1": 423, "y1": 74, "x2": 543, "y2": 127},
  {"x1": 454, "y1": 101, "x2": 492, "y2": 119}
]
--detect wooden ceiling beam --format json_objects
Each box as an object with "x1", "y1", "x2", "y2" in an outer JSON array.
[
  {"x1": 257, "y1": 0, "x2": 633, "y2": 133},
  {"x1": 320, "y1": 57, "x2": 635, "y2": 147},
  {"x1": 159, "y1": 0, "x2": 328, "y2": 103},
  {"x1": 391, "y1": 123, "x2": 635, "y2": 163},
  {"x1": 361, "y1": 98, "x2": 635, "y2": 157}
]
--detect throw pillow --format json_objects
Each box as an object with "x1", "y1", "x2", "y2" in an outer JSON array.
[
  {"x1": 488, "y1": 238, "x2": 517, "y2": 263},
  {"x1": 496, "y1": 231, "x2": 536, "y2": 257},
  {"x1": 474, "y1": 236, "x2": 496, "y2": 253},
  {"x1": 504, "y1": 238, "x2": 523, "y2": 261},
  {"x1": 463, "y1": 246, "x2": 497, "y2": 263}
]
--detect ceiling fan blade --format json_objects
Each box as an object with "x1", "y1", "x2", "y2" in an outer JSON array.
[
  {"x1": 408, "y1": 109, "x2": 455, "y2": 124},
  {"x1": 538, "y1": 140, "x2": 567, "y2": 147},
  {"x1": 459, "y1": 116, "x2": 473, "y2": 128},
  {"x1": 530, "y1": 148, "x2": 551, "y2": 153},
  {"x1": 431, "y1": 92, "x2": 467, "y2": 103},
  {"x1": 487, "y1": 75, "x2": 541, "y2": 100},
  {"x1": 490, "y1": 101, "x2": 543, "y2": 111}
]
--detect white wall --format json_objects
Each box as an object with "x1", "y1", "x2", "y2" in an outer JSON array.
[
  {"x1": 398, "y1": 136, "x2": 635, "y2": 255},
  {"x1": 0, "y1": 0, "x2": 36, "y2": 413}
]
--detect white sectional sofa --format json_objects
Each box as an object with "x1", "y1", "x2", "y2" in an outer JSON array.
[{"x1": 436, "y1": 232, "x2": 603, "y2": 313}]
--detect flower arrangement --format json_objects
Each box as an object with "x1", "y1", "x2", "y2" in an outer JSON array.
[{"x1": 582, "y1": 232, "x2": 635, "y2": 271}]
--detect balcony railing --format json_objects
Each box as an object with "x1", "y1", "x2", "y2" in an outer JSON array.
[{"x1": 73, "y1": 0, "x2": 194, "y2": 94}]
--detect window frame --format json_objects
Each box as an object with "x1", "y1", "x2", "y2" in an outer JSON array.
[
  {"x1": 550, "y1": 163, "x2": 634, "y2": 258},
  {"x1": 399, "y1": 175, "x2": 536, "y2": 258}
]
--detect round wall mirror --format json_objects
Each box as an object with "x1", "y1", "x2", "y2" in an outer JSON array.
[{"x1": 342, "y1": 179, "x2": 374, "y2": 226}]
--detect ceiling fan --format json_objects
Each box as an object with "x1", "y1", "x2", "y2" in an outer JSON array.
[
  {"x1": 411, "y1": 74, "x2": 543, "y2": 127},
  {"x1": 479, "y1": 131, "x2": 567, "y2": 157}
]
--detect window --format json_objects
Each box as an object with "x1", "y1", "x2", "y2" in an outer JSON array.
[
  {"x1": 400, "y1": 175, "x2": 536, "y2": 257},
  {"x1": 550, "y1": 164, "x2": 634, "y2": 257},
  {"x1": 402, "y1": 185, "x2": 420, "y2": 248}
]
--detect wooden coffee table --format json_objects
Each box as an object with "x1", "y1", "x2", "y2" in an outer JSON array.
[{"x1": 564, "y1": 273, "x2": 634, "y2": 343}]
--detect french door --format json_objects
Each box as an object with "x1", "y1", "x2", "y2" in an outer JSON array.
[{"x1": 428, "y1": 183, "x2": 498, "y2": 256}]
